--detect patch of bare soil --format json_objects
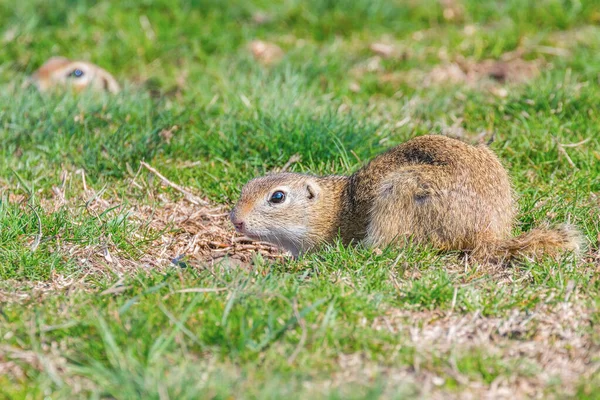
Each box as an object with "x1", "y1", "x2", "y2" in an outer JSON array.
[
  {"x1": 548, "y1": 25, "x2": 600, "y2": 50},
  {"x1": 0, "y1": 273, "x2": 83, "y2": 304},
  {"x1": 424, "y1": 56, "x2": 542, "y2": 89},
  {"x1": 361, "y1": 43, "x2": 543, "y2": 96},
  {"x1": 326, "y1": 301, "x2": 598, "y2": 399}
]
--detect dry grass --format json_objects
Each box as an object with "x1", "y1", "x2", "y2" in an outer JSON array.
[
  {"x1": 352, "y1": 45, "x2": 543, "y2": 98},
  {"x1": 375, "y1": 302, "x2": 597, "y2": 396},
  {"x1": 315, "y1": 299, "x2": 598, "y2": 399},
  {"x1": 424, "y1": 56, "x2": 542, "y2": 88},
  {"x1": 0, "y1": 180, "x2": 283, "y2": 303},
  {"x1": 133, "y1": 196, "x2": 283, "y2": 267}
]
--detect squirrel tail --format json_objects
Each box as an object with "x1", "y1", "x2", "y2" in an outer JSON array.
[{"x1": 479, "y1": 224, "x2": 584, "y2": 263}]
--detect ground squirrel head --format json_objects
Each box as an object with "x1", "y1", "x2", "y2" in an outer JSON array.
[
  {"x1": 30, "y1": 57, "x2": 120, "y2": 94},
  {"x1": 230, "y1": 173, "x2": 325, "y2": 256}
]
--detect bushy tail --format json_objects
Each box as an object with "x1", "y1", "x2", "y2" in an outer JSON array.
[{"x1": 493, "y1": 224, "x2": 584, "y2": 263}]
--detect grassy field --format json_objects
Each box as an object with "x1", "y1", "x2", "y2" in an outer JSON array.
[{"x1": 1, "y1": 0, "x2": 600, "y2": 398}]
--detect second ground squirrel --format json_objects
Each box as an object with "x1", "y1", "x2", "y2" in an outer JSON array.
[
  {"x1": 30, "y1": 57, "x2": 120, "y2": 94},
  {"x1": 230, "y1": 135, "x2": 582, "y2": 262}
]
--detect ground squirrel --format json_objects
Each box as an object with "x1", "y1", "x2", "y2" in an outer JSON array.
[
  {"x1": 30, "y1": 57, "x2": 120, "y2": 94},
  {"x1": 230, "y1": 135, "x2": 582, "y2": 262}
]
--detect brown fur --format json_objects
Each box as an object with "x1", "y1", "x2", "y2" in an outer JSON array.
[
  {"x1": 231, "y1": 135, "x2": 583, "y2": 262},
  {"x1": 30, "y1": 57, "x2": 120, "y2": 93}
]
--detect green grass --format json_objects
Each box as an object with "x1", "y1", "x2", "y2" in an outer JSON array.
[{"x1": 1, "y1": 0, "x2": 600, "y2": 398}]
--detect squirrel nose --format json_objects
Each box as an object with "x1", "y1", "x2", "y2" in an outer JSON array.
[
  {"x1": 233, "y1": 221, "x2": 244, "y2": 232},
  {"x1": 230, "y1": 211, "x2": 245, "y2": 232}
]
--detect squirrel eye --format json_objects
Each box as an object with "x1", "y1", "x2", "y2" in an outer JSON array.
[
  {"x1": 269, "y1": 191, "x2": 286, "y2": 204},
  {"x1": 68, "y1": 69, "x2": 84, "y2": 78}
]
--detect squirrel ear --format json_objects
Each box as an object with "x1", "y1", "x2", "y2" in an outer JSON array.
[
  {"x1": 96, "y1": 70, "x2": 120, "y2": 93},
  {"x1": 306, "y1": 182, "x2": 319, "y2": 200}
]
